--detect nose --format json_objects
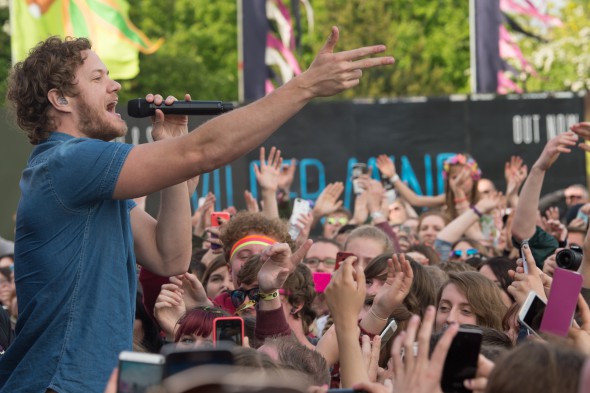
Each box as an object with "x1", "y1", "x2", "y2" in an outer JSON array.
[
  {"x1": 446, "y1": 307, "x2": 458, "y2": 325},
  {"x1": 109, "y1": 78, "x2": 121, "y2": 92},
  {"x1": 316, "y1": 262, "x2": 326, "y2": 273}
]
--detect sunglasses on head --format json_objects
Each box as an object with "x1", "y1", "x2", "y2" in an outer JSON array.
[
  {"x1": 450, "y1": 248, "x2": 479, "y2": 258},
  {"x1": 304, "y1": 257, "x2": 336, "y2": 267},
  {"x1": 327, "y1": 217, "x2": 348, "y2": 226},
  {"x1": 230, "y1": 288, "x2": 260, "y2": 308}
]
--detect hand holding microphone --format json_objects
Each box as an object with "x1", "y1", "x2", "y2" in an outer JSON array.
[{"x1": 127, "y1": 98, "x2": 234, "y2": 118}]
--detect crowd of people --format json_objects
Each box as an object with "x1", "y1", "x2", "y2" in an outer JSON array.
[{"x1": 2, "y1": 28, "x2": 590, "y2": 393}]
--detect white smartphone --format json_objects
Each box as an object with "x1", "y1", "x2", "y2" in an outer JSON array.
[
  {"x1": 117, "y1": 351, "x2": 165, "y2": 393},
  {"x1": 518, "y1": 291, "x2": 546, "y2": 336},
  {"x1": 379, "y1": 318, "x2": 398, "y2": 349},
  {"x1": 288, "y1": 198, "x2": 311, "y2": 240}
]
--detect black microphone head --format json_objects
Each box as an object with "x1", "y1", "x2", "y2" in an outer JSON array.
[{"x1": 127, "y1": 98, "x2": 152, "y2": 118}]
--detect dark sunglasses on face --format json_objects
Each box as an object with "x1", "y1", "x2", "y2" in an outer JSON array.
[
  {"x1": 304, "y1": 257, "x2": 336, "y2": 267},
  {"x1": 450, "y1": 248, "x2": 479, "y2": 258},
  {"x1": 230, "y1": 288, "x2": 260, "y2": 308}
]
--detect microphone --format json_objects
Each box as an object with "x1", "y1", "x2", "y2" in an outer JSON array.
[{"x1": 127, "y1": 98, "x2": 234, "y2": 118}]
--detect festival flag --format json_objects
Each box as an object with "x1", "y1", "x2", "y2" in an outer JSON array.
[
  {"x1": 241, "y1": 0, "x2": 313, "y2": 101},
  {"x1": 10, "y1": 0, "x2": 163, "y2": 80}
]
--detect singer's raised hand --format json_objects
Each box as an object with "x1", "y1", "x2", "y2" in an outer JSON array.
[
  {"x1": 299, "y1": 26, "x2": 394, "y2": 98},
  {"x1": 148, "y1": 93, "x2": 190, "y2": 141}
]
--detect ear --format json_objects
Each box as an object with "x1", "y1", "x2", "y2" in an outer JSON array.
[
  {"x1": 290, "y1": 303, "x2": 304, "y2": 315},
  {"x1": 47, "y1": 89, "x2": 72, "y2": 113}
]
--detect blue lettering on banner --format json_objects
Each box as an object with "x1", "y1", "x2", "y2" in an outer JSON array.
[{"x1": 191, "y1": 154, "x2": 457, "y2": 212}]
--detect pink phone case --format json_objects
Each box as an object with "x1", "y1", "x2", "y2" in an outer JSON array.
[
  {"x1": 539, "y1": 267, "x2": 583, "y2": 337},
  {"x1": 312, "y1": 272, "x2": 331, "y2": 293}
]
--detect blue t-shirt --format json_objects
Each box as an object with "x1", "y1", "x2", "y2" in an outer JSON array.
[{"x1": 0, "y1": 132, "x2": 137, "y2": 393}]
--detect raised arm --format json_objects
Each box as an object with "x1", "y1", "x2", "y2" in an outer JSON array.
[
  {"x1": 114, "y1": 27, "x2": 394, "y2": 200},
  {"x1": 376, "y1": 154, "x2": 444, "y2": 208},
  {"x1": 254, "y1": 146, "x2": 282, "y2": 218},
  {"x1": 512, "y1": 132, "x2": 578, "y2": 242}
]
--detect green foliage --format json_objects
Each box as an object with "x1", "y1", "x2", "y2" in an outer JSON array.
[
  {"x1": 298, "y1": 0, "x2": 471, "y2": 98},
  {"x1": 0, "y1": 4, "x2": 10, "y2": 103},
  {"x1": 121, "y1": 0, "x2": 238, "y2": 103},
  {"x1": 1, "y1": 1, "x2": 588, "y2": 104}
]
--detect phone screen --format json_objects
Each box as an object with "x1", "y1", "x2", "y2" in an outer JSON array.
[
  {"x1": 214, "y1": 317, "x2": 244, "y2": 346},
  {"x1": 441, "y1": 328, "x2": 482, "y2": 393},
  {"x1": 118, "y1": 357, "x2": 164, "y2": 393},
  {"x1": 522, "y1": 295, "x2": 546, "y2": 334},
  {"x1": 379, "y1": 319, "x2": 398, "y2": 349}
]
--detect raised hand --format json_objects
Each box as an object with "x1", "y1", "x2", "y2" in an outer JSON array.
[
  {"x1": 278, "y1": 159, "x2": 297, "y2": 192},
  {"x1": 534, "y1": 131, "x2": 578, "y2": 171},
  {"x1": 376, "y1": 154, "x2": 396, "y2": 179},
  {"x1": 505, "y1": 156, "x2": 528, "y2": 197},
  {"x1": 312, "y1": 182, "x2": 344, "y2": 219},
  {"x1": 507, "y1": 243, "x2": 547, "y2": 305},
  {"x1": 371, "y1": 254, "x2": 414, "y2": 322},
  {"x1": 301, "y1": 27, "x2": 394, "y2": 98},
  {"x1": 154, "y1": 283, "x2": 185, "y2": 339},
  {"x1": 257, "y1": 240, "x2": 313, "y2": 293},
  {"x1": 388, "y1": 306, "x2": 459, "y2": 393},
  {"x1": 169, "y1": 272, "x2": 212, "y2": 310},
  {"x1": 191, "y1": 192, "x2": 215, "y2": 237},
  {"x1": 254, "y1": 146, "x2": 283, "y2": 192},
  {"x1": 148, "y1": 93, "x2": 190, "y2": 141},
  {"x1": 243, "y1": 190, "x2": 260, "y2": 213},
  {"x1": 474, "y1": 191, "x2": 503, "y2": 215},
  {"x1": 570, "y1": 122, "x2": 590, "y2": 152}
]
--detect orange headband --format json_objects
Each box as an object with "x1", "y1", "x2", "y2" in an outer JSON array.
[{"x1": 229, "y1": 235, "x2": 276, "y2": 260}]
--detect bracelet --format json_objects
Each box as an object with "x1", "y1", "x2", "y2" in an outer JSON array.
[
  {"x1": 258, "y1": 290, "x2": 279, "y2": 301},
  {"x1": 471, "y1": 205, "x2": 483, "y2": 218},
  {"x1": 389, "y1": 174, "x2": 400, "y2": 184},
  {"x1": 369, "y1": 308, "x2": 388, "y2": 322}
]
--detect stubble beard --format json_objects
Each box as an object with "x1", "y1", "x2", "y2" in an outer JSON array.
[{"x1": 77, "y1": 97, "x2": 128, "y2": 141}]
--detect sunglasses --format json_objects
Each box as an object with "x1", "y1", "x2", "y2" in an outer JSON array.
[
  {"x1": 304, "y1": 257, "x2": 336, "y2": 267},
  {"x1": 450, "y1": 248, "x2": 479, "y2": 258},
  {"x1": 230, "y1": 288, "x2": 260, "y2": 308},
  {"x1": 326, "y1": 217, "x2": 348, "y2": 226}
]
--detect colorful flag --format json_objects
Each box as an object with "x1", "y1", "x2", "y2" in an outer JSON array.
[{"x1": 10, "y1": 0, "x2": 163, "y2": 79}]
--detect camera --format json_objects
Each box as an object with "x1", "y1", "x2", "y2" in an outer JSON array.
[{"x1": 555, "y1": 245, "x2": 583, "y2": 271}]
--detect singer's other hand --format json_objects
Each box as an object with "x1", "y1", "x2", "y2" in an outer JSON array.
[
  {"x1": 146, "y1": 93, "x2": 190, "y2": 141},
  {"x1": 298, "y1": 26, "x2": 394, "y2": 98}
]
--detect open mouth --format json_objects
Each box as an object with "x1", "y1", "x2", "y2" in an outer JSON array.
[{"x1": 106, "y1": 101, "x2": 121, "y2": 118}]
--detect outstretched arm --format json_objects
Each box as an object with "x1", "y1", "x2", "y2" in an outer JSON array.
[
  {"x1": 114, "y1": 27, "x2": 394, "y2": 200},
  {"x1": 512, "y1": 132, "x2": 578, "y2": 242},
  {"x1": 376, "y1": 154, "x2": 444, "y2": 208}
]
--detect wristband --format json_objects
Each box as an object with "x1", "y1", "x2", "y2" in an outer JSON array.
[
  {"x1": 389, "y1": 174, "x2": 400, "y2": 184},
  {"x1": 370, "y1": 211, "x2": 385, "y2": 221},
  {"x1": 471, "y1": 205, "x2": 483, "y2": 218},
  {"x1": 369, "y1": 308, "x2": 388, "y2": 321},
  {"x1": 258, "y1": 290, "x2": 279, "y2": 301}
]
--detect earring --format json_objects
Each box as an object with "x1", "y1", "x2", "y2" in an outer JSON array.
[{"x1": 290, "y1": 307, "x2": 297, "y2": 315}]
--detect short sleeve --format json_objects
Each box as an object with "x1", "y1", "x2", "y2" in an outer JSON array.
[{"x1": 47, "y1": 139, "x2": 133, "y2": 209}]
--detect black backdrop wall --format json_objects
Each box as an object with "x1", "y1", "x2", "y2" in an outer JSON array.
[{"x1": 1, "y1": 92, "x2": 587, "y2": 238}]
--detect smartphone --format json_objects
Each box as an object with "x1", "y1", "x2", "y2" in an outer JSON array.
[
  {"x1": 213, "y1": 316, "x2": 244, "y2": 347},
  {"x1": 288, "y1": 198, "x2": 312, "y2": 240},
  {"x1": 441, "y1": 327, "x2": 482, "y2": 393},
  {"x1": 379, "y1": 318, "x2": 398, "y2": 349},
  {"x1": 518, "y1": 291, "x2": 547, "y2": 336},
  {"x1": 162, "y1": 346, "x2": 234, "y2": 378},
  {"x1": 540, "y1": 267, "x2": 583, "y2": 337},
  {"x1": 210, "y1": 212, "x2": 230, "y2": 250},
  {"x1": 312, "y1": 272, "x2": 331, "y2": 293},
  {"x1": 352, "y1": 163, "x2": 369, "y2": 195},
  {"x1": 117, "y1": 351, "x2": 165, "y2": 393},
  {"x1": 576, "y1": 209, "x2": 589, "y2": 225},
  {"x1": 334, "y1": 252, "x2": 355, "y2": 271},
  {"x1": 520, "y1": 240, "x2": 529, "y2": 274}
]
